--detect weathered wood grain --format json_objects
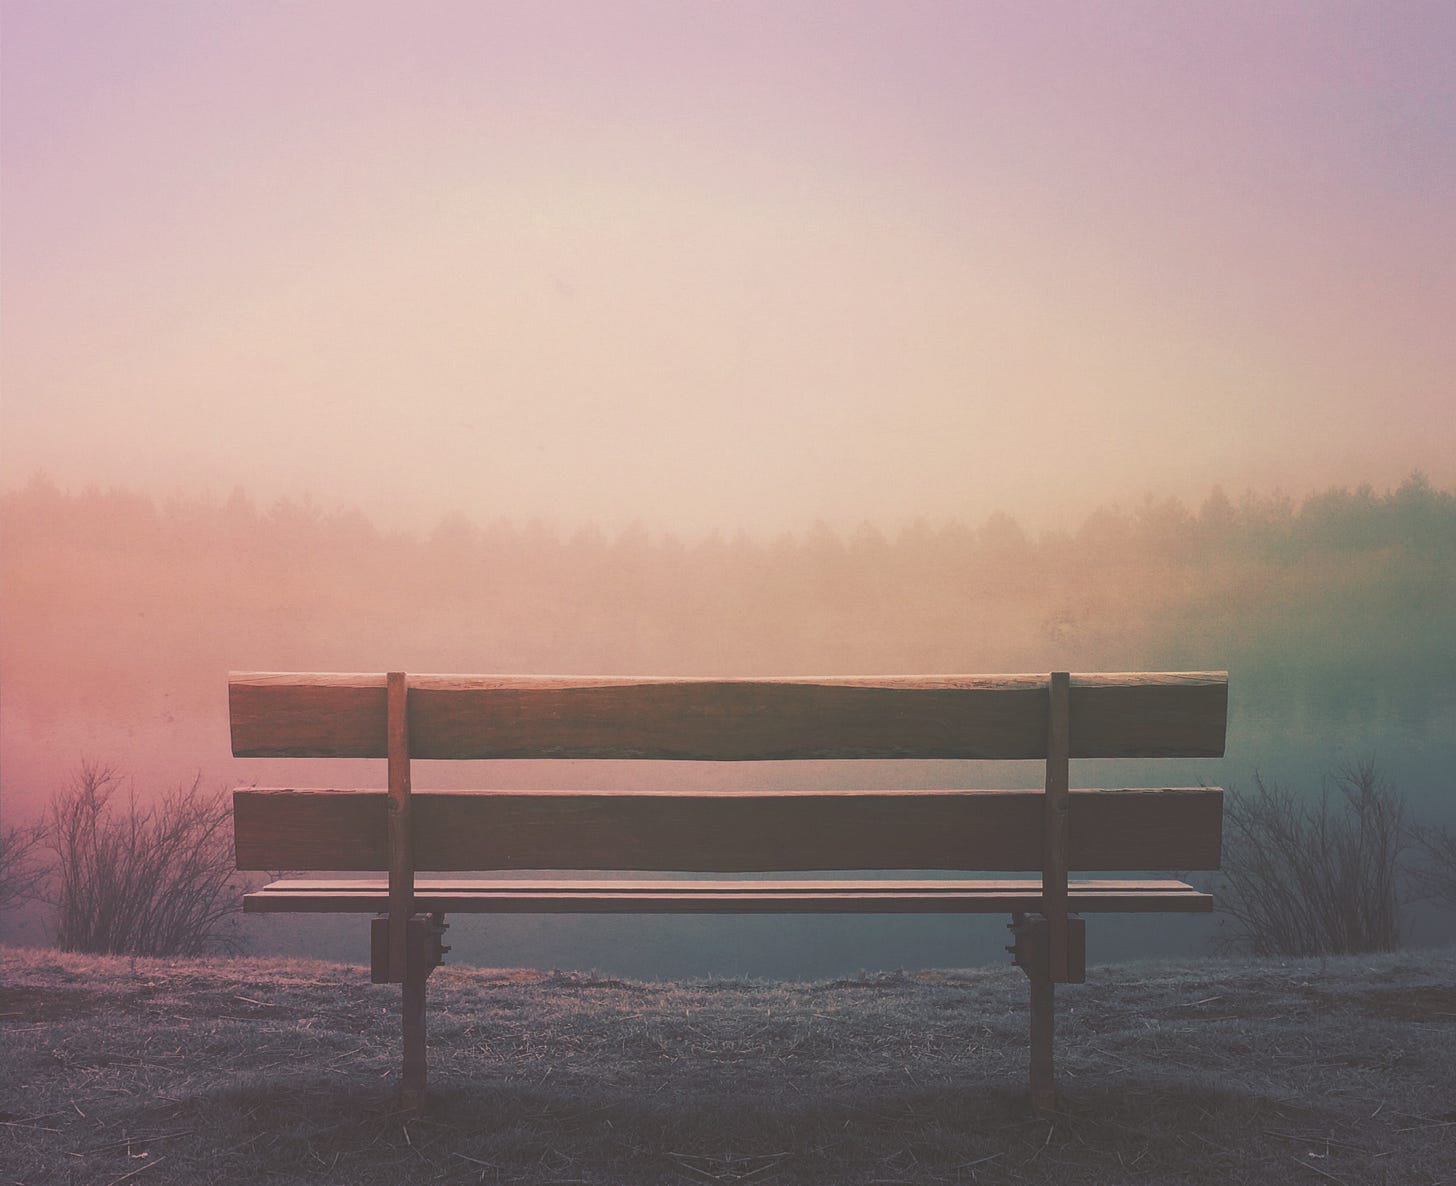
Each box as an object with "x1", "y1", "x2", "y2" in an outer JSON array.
[
  {"x1": 233, "y1": 786, "x2": 1223, "y2": 872},
  {"x1": 229, "y1": 671, "x2": 1228, "y2": 760}
]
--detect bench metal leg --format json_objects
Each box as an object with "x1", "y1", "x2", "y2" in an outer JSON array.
[
  {"x1": 401, "y1": 954, "x2": 428, "y2": 1112},
  {"x1": 374, "y1": 912, "x2": 449, "y2": 1113},
  {"x1": 1029, "y1": 969, "x2": 1056, "y2": 1113},
  {"x1": 1008, "y1": 912, "x2": 1080, "y2": 1113}
]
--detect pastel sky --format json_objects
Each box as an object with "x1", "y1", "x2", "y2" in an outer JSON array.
[{"x1": 3, "y1": 1, "x2": 1453, "y2": 534}]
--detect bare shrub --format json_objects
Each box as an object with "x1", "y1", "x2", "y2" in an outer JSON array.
[
  {"x1": 1216, "y1": 758, "x2": 1408, "y2": 957},
  {"x1": 46, "y1": 761, "x2": 246, "y2": 957},
  {"x1": 0, "y1": 818, "x2": 49, "y2": 912},
  {"x1": 1409, "y1": 821, "x2": 1456, "y2": 908}
]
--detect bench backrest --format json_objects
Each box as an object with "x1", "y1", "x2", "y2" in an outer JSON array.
[{"x1": 230, "y1": 670, "x2": 1227, "y2": 981}]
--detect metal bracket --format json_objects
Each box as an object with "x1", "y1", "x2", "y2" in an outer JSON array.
[
  {"x1": 372, "y1": 912, "x2": 450, "y2": 984},
  {"x1": 1006, "y1": 912, "x2": 1086, "y2": 983}
]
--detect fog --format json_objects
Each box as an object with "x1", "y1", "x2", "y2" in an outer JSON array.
[
  {"x1": 4, "y1": 3, "x2": 1455, "y2": 539},
  {"x1": 3, "y1": 475, "x2": 1452, "y2": 975},
  {"x1": 4, "y1": 3, "x2": 1455, "y2": 974}
]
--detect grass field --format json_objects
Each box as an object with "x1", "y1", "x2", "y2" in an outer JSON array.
[{"x1": 3, "y1": 944, "x2": 1454, "y2": 1185}]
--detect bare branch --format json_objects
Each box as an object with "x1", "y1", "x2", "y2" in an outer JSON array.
[
  {"x1": 43, "y1": 761, "x2": 250, "y2": 957},
  {"x1": 0, "y1": 818, "x2": 49, "y2": 911},
  {"x1": 1215, "y1": 758, "x2": 1411, "y2": 957},
  {"x1": 1408, "y1": 821, "x2": 1456, "y2": 907}
]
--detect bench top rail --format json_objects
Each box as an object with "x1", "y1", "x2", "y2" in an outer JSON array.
[{"x1": 230, "y1": 671, "x2": 1228, "y2": 761}]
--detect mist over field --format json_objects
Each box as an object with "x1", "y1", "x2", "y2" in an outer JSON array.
[
  {"x1": 3, "y1": 472, "x2": 1453, "y2": 976},
  {"x1": 4, "y1": 3, "x2": 1455, "y2": 978}
]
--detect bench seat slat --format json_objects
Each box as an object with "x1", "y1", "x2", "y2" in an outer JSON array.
[
  {"x1": 263, "y1": 876, "x2": 1202, "y2": 892},
  {"x1": 244, "y1": 877, "x2": 1212, "y2": 914}
]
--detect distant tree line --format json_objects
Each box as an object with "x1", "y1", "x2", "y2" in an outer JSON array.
[{"x1": 3, "y1": 470, "x2": 1451, "y2": 729}]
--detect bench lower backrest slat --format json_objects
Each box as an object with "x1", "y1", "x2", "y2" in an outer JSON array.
[{"x1": 233, "y1": 787, "x2": 1223, "y2": 873}]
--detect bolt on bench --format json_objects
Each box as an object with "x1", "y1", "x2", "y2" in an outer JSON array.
[{"x1": 230, "y1": 670, "x2": 1227, "y2": 1113}]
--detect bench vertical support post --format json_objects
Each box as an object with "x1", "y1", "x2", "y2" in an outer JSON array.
[
  {"x1": 1035, "y1": 671, "x2": 1071, "y2": 1113},
  {"x1": 386, "y1": 671, "x2": 423, "y2": 1108},
  {"x1": 387, "y1": 672, "x2": 414, "y2": 985},
  {"x1": 1043, "y1": 672, "x2": 1070, "y2": 983}
]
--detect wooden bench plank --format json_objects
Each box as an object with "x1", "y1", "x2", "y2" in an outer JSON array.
[
  {"x1": 234, "y1": 786, "x2": 1224, "y2": 872},
  {"x1": 230, "y1": 671, "x2": 1228, "y2": 760},
  {"x1": 261, "y1": 877, "x2": 1203, "y2": 893},
  {"x1": 243, "y1": 877, "x2": 1213, "y2": 914}
]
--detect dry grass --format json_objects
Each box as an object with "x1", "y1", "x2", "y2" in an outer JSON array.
[{"x1": 3, "y1": 944, "x2": 1454, "y2": 1185}]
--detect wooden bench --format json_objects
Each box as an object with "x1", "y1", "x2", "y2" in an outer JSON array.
[{"x1": 230, "y1": 670, "x2": 1227, "y2": 1113}]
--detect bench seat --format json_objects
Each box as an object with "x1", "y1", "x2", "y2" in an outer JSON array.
[{"x1": 246, "y1": 876, "x2": 1212, "y2": 914}]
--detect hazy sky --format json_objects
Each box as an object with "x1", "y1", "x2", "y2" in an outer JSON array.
[{"x1": 3, "y1": 1, "x2": 1453, "y2": 534}]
